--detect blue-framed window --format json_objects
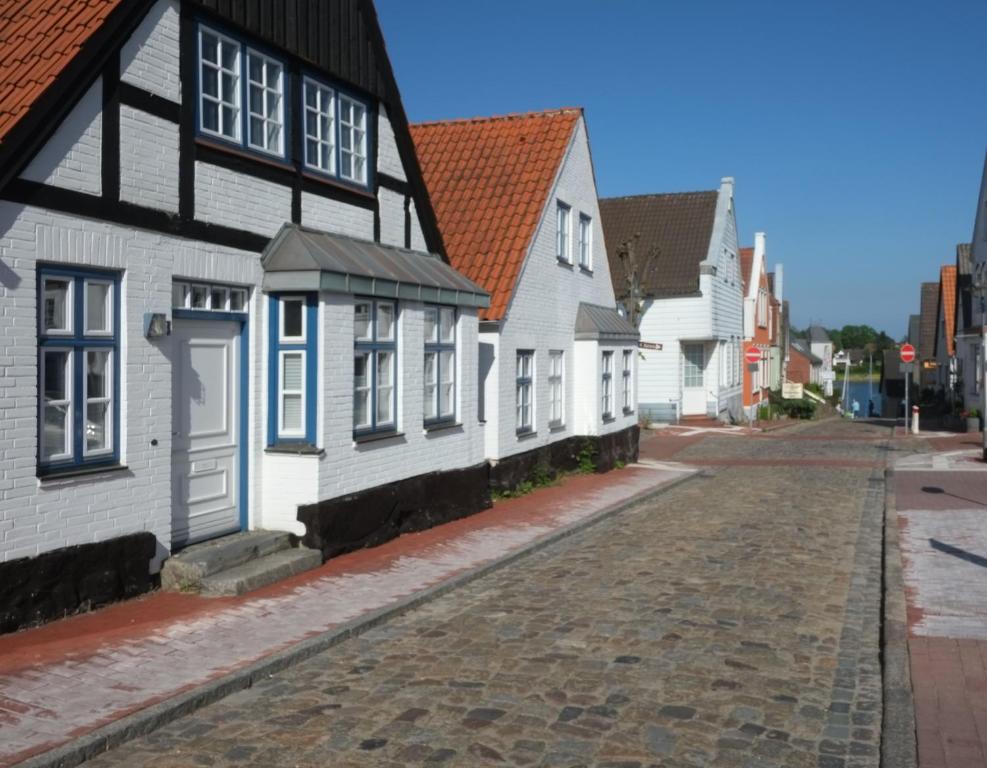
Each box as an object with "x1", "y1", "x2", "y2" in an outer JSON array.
[
  {"x1": 622, "y1": 349, "x2": 634, "y2": 413},
  {"x1": 602, "y1": 351, "x2": 614, "y2": 419},
  {"x1": 556, "y1": 201, "x2": 571, "y2": 263},
  {"x1": 302, "y1": 77, "x2": 370, "y2": 188},
  {"x1": 198, "y1": 24, "x2": 286, "y2": 158},
  {"x1": 354, "y1": 299, "x2": 397, "y2": 435},
  {"x1": 268, "y1": 294, "x2": 317, "y2": 444},
  {"x1": 424, "y1": 305, "x2": 455, "y2": 424},
  {"x1": 516, "y1": 350, "x2": 534, "y2": 434},
  {"x1": 38, "y1": 266, "x2": 120, "y2": 473}
]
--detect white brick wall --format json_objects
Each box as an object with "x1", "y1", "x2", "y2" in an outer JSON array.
[
  {"x1": 120, "y1": 106, "x2": 179, "y2": 213},
  {"x1": 377, "y1": 107, "x2": 406, "y2": 182},
  {"x1": 408, "y1": 198, "x2": 427, "y2": 252},
  {"x1": 20, "y1": 79, "x2": 102, "y2": 196},
  {"x1": 0, "y1": 203, "x2": 262, "y2": 564},
  {"x1": 378, "y1": 187, "x2": 404, "y2": 248},
  {"x1": 300, "y1": 193, "x2": 375, "y2": 240},
  {"x1": 120, "y1": 0, "x2": 181, "y2": 102},
  {"x1": 488, "y1": 116, "x2": 634, "y2": 460},
  {"x1": 195, "y1": 162, "x2": 291, "y2": 237}
]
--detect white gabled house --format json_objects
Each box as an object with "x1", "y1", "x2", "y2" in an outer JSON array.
[
  {"x1": 412, "y1": 109, "x2": 639, "y2": 487},
  {"x1": 0, "y1": 0, "x2": 492, "y2": 632},
  {"x1": 599, "y1": 179, "x2": 744, "y2": 424}
]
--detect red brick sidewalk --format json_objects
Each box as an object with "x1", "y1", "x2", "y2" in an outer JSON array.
[
  {"x1": 0, "y1": 461, "x2": 694, "y2": 768},
  {"x1": 895, "y1": 445, "x2": 987, "y2": 768}
]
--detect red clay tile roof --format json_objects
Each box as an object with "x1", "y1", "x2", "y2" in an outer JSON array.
[
  {"x1": 739, "y1": 247, "x2": 754, "y2": 294},
  {"x1": 411, "y1": 108, "x2": 580, "y2": 321},
  {"x1": 0, "y1": 0, "x2": 123, "y2": 146},
  {"x1": 940, "y1": 264, "x2": 957, "y2": 356}
]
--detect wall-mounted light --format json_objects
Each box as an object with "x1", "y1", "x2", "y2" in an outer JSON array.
[{"x1": 144, "y1": 312, "x2": 170, "y2": 339}]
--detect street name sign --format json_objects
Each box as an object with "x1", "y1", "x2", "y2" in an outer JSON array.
[
  {"x1": 900, "y1": 343, "x2": 916, "y2": 363},
  {"x1": 638, "y1": 341, "x2": 662, "y2": 351}
]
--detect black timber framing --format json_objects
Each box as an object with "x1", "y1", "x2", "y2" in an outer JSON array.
[
  {"x1": 178, "y1": 5, "x2": 196, "y2": 222},
  {"x1": 0, "y1": 0, "x2": 156, "y2": 192},
  {"x1": 118, "y1": 82, "x2": 181, "y2": 124},
  {"x1": 2, "y1": 179, "x2": 269, "y2": 253},
  {"x1": 101, "y1": 52, "x2": 121, "y2": 204},
  {"x1": 378, "y1": 173, "x2": 411, "y2": 197},
  {"x1": 404, "y1": 194, "x2": 412, "y2": 250}
]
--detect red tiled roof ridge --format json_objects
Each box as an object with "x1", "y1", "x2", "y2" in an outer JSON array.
[
  {"x1": 412, "y1": 106, "x2": 583, "y2": 129},
  {"x1": 601, "y1": 189, "x2": 718, "y2": 202}
]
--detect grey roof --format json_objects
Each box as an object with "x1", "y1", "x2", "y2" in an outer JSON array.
[
  {"x1": 791, "y1": 337, "x2": 822, "y2": 365},
  {"x1": 599, "y1": 191, "x2": 718, "y2": 300},
  {"x1": 807, "y1": 325, "x2": 831, "y2": 344},
  {"x1": 907, "y1": 314, "x2": 920, "y2": 345},
  {"x1": 261, "y1": 224, "x2": 489, "y2": 308},
  {"x1": 574, "y1": 303, "x2": 640, "y2": 342},
  {"x1": 919, "y1": 282, "x2": 939, "y2": 360}
]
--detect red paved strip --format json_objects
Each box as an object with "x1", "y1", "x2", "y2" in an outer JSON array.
[
  {"x1": 686, "y1": 458, "x2": 883, "y2": 468},
  {"x1": 637, "y1": 432, "x2": 703, "y2": 461},
  {"x1": 895, "y1": 471, "x2": 987, "y2": 512},
  {"x1": 910, "y1": 637, "x2": 987, "y2": 768}
]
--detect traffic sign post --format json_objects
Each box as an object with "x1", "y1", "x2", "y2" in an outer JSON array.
[
  {"x1": 900, "y1": 345, "x2": 916, "y2": 433},
  {"x1": 745, "y1": 347, "x2": 762, "y2": 428}
]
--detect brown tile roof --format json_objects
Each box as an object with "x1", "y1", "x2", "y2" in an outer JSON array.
[
  {"x1": 0, "y1": 0, "x2": 124, "y2": 146},
  {"x1": 599, "y1": 191, "x2": 718, "y2": 300},
  {"x1": 919, "y1": 281, "x2": 939, "y2": 362},
  {"x1": 940, "y1": 265, "x2": 957, "y2": 356},
  {"x1": 739, "y1": 247, "x2": 754, "y2": 295},
  {"x1": 410, "y1": 108, "x2": 580, "y2": 321}
]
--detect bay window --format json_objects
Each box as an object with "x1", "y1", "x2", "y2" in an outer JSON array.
[
  {"x1": 38, "y1": 267, "x2": 119, "y2": 473},
  {"x1": 424, "y1": 306, "x2": 456, "y2": 425},
  {"x1": 354, "y1": 299, "x2": 397, "y2": 435},
  {"x1": 268, "y1": 294, "x2": 317, "y2": 445}
]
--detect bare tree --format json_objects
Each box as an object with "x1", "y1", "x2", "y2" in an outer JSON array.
[{"x1": 616, "y1": 233, "x2": 657, "y2": 328}]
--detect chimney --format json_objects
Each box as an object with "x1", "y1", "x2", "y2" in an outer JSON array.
[
  {"x1": 774, "y1": 263, "x2": 784, "y2": 303},
  {"x1": 754, "y1": 232, "x2": 766, "y2": 267}
]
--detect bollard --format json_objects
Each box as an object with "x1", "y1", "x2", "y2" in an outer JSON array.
[{"x1": 911, "y1": 405, "x2": 919, "y2": 435}]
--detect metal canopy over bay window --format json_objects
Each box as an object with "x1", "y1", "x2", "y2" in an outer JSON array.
[{"x1": 261, "y1": 224, "x2": 490, "y2": 309}]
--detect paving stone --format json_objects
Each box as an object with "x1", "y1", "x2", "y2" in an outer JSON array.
[{"x1": 85, "y1": 420, "x2": 887, "y2": 767}]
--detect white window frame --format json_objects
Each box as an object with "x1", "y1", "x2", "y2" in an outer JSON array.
[
  {"x1": 245, "y1": 48, "x2": 285, "y2": 157},
  {"x1": 578, "y1": 214, "x2": 592, "y2": 270},
  {"x1": 198, "y1": 26, "x2": 242, "y2": 142},
  {"x1": 40, "y1": 347, "x2": 73, "y2": 463},
  {"x1": 82, "y1": 348, "x2": 114, "y2": 458},
  {"x1": 41, "y1": 275, "x2": 74, "y2": 336},
  {"x1": 303, "y1": 77, "x2": 336, "y2": 175},
  {"x1": 82, "y1": 279, "x2": 113, "y2": 337},
  {"x1": 602, "y1": 351, "x2": 614, "y2": 418},
  {"x1": 278, "y1": 350, "x2": 306, "y2": 439},
  {"x1": 339, "y1": 94, "x2": 368, "y2": 185},
  {"x1": 229, "y1": 288, "x2": 248, "y2": 312},
  {"x1": 279, "y1": 296, "x2": 307, "y2": 344},
  {"x1": 548, "y1": 350, "x2": 564, "y2": 427},
  {"x1": 622, "y1": 349, "x2": 633, "y2": 413},
  {"x1": 556, "y1": 202, "x2": 571, "y2": 263},
  {"x1": 209, "y1": 285, "x2": 229, "y2": 312},
  {"x1": 516, "y1": 350, "x2": 534, "y2": 433}
]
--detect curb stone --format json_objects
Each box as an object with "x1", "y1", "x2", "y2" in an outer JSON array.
[
  {"x1": 880, "y1": 466, "x2": 918, "y2": 768},
  {"x1": 15, "y1": 467, "x2": 699, "y2": 768}
]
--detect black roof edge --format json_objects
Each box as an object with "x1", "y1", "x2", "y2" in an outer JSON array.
[{"x1": 0, "y1": 0, "x2": 156, "y2": 192}]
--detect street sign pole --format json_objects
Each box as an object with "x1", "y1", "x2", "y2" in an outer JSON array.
[
  {"x1": 905, "y1": 369, "x2": 909, "y2": 434},
  {"x1": 899, "y1": 344, "x2": 916, "y2": 434}
]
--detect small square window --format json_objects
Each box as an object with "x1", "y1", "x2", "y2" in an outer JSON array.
[
  {"x1": 376, "y1": 302, "x2": 395, "y2": 342},
  {"x1": 209, "y1": 286, "x2": 229, "y2": 312},
  {"x1": 190, "y1": 285, "x2": 208, "y2": 309},
  {"x1": 354, "y1": 302, "x2": 372, "y2": 341},
  {"x1": 439, "y1": 307, "x2": 455, "y2": 344},
  {"x1": 229, "y1": 288, "x2": 247, "y2": 312},
  {"x1": 423, "y1": 306, "x2": 438, "y2": 344},
  {"x1": 172, "y1": 282, "x2": 190, "y2": 309},
  {"x1": 280, "y1": 297, "x2": 305, "y2": 341},
  {"x1": 42, "y1": 277, "x2": 72, "y2": 334}
]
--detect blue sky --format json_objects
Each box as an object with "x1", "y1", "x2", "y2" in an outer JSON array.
[{"x1": 376, "y1": 0, "x2": 986, "y2": 337}]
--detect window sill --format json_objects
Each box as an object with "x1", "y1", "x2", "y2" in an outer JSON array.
[
  {"x1": 38, "y1": 463, "x2": 129, "y2": 482},
  {"x1": 549, "y1": 422, "x2": 566, "y2": 433},
  {"x1": 424, "y1": 421, "x2": 462, "y2": 434},
  {"x1": 196, "y1": 135, "x2": 293, "y2": 172},
  {"x1": 579, "y1": 265, "x2": 593, "y2": 275},
  {"x1": 301, "y1": 169, "x2": 375, "y2": 200},
  {"x1": 353, "y1": 430, "x2": 405, "y2": 445},
  {"x1": 623, "y1": 408, "x2": 635, "y2": 416},
  {"x1": 602, "y1": 414, "x2": 617, "y2": 424},
  {"x1": 265, "y1": 444, "x2": 324, "y2": 456},
  {"x1": 556, "y1": 258, "x2": 574, "y2": 268},
  {"x1": 516, "y1": 428, "x2": 538, "y2": 440}
]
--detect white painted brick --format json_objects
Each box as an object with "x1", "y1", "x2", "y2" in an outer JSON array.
[
  {"x1": 194, "y1": 162, "x2": 291, "y2": 237},
  {"x1": 408, "y1": 198, "x2": 427, "y2": 252},
  {"x1": 120, "y1": 0, "x2": 180, "y2": 102},
  {"x1": 377, "y1": 107, "x2": 405, "y2": 182},
  {"x1": 21, "y1": 79, "x2": 102, "y2": 196},
  {"x1": 300, "y1": 193, "x2": 374, "y2": 239},
  {"x1": 120, "y1": 106, "x2": 179, "y2": 213},
  {"x1": 378, "y1": 187, "x2": 404, "y2": 248}
]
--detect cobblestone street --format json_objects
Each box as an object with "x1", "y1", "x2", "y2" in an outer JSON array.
[{"x1": 86, "y1": 420, "x2": 889, "y2": 768}]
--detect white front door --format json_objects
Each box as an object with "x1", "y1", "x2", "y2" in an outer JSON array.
[
  {"x1": 171, "y1": 319, "x2": 241, "y2": 547},
  {"x1": 682, "y1": 343, "x2": 707, "y2": 416}
]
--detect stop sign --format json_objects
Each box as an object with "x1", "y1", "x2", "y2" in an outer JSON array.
[
  {"x1": 900, "y1": 343, "x2": 916, "y2": 363},
  {"x1": 745, "y1": 346, "x2": 762, "y2": 364}
]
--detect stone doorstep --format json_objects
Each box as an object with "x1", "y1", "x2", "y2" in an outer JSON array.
[
  {"x1": 199, "y1": 547, "x2": 323, "y2": 597},
  {"x1": 160, "y1": 530, "x2": 309, "y2": 594}
]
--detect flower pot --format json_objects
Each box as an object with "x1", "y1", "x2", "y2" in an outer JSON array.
[{"x1": 967, "y1": 417, "x2": 981, "y2": 434}]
